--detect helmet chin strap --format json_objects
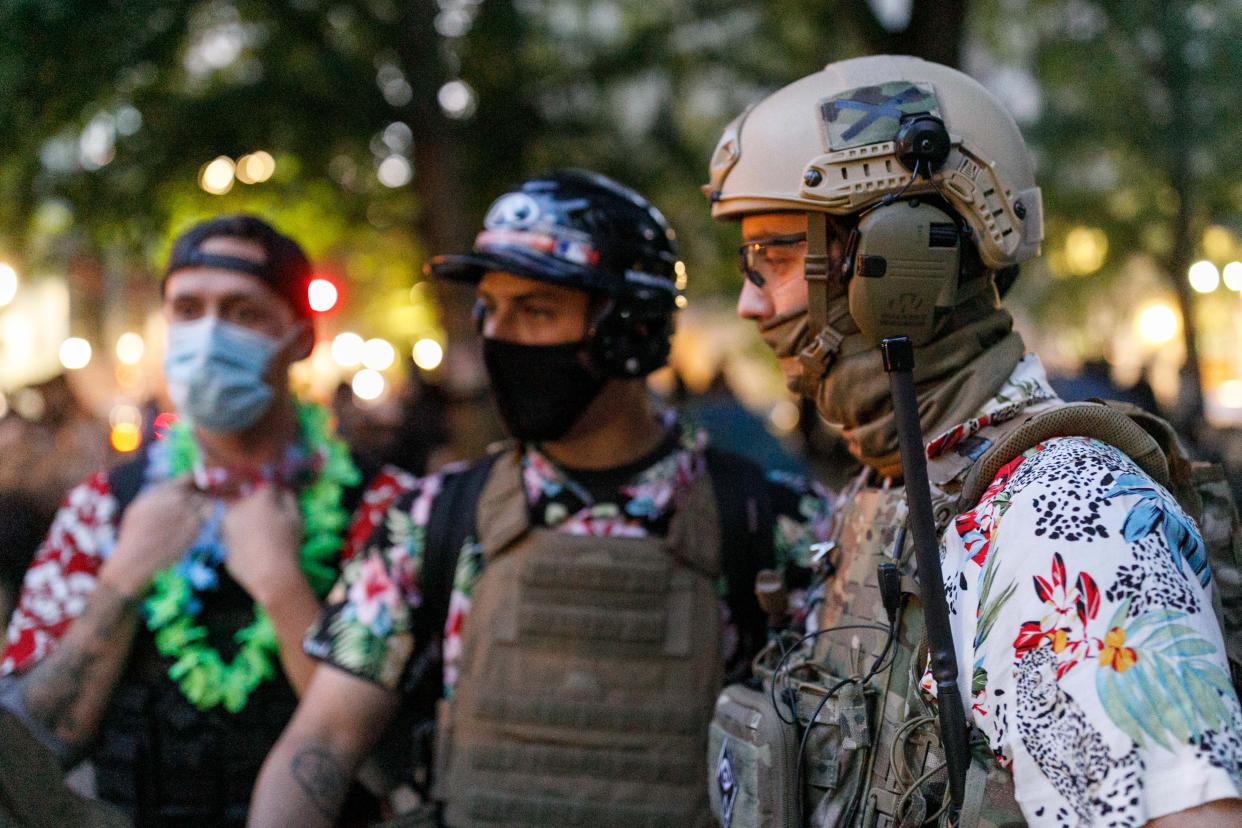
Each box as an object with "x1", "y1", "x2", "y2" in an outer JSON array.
[{"x1": 797, "y1": 211, "x2": 853, "y2": 389}]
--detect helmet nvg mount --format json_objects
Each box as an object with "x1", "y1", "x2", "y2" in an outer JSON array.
[{"x1": 431, "y1": 169, "x2": 683, "y2": 377}]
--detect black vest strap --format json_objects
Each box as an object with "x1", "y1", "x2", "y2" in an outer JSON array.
[
  {"x1": 107, "y1": 451, "x2": 149, "y2": 514},
  {"x1": 405, "y1": 452, "x2": 504, "y2": 696},
  {"x1": 704, "y1": 448, "x2": 775, "y2": 683}
]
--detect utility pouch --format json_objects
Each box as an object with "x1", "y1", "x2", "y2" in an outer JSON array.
[
  {"x1": 709, "y1": 639, "x2": 878, "y2": 828},
  {"x1": 707, "y1": 679, "x2": 799, "y2": 828},
  {"x1": 784, "y1": 665, "x2": 875, "y2": 828}
]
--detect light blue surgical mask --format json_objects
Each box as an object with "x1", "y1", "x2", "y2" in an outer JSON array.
[{"x1": 163, "y1": 317, "x2": 288, "y2": 432}]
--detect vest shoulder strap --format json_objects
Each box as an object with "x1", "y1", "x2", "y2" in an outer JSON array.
[
  {"x1": 418, "y1": 452, "x2": 504, "y2": 645},
  {"x1": 342, "y1": 451, "x2": 383, "y2": 518},
  {"x1": 703, "y1": 447, "x2": 776, "y2": 577},
  {"x1": 958, "y1": 400, "x2": 1171, "y2": 510},
  {"x1": 704, "y1": 448, "x2": 776, "y2": 682},
  {"x1": 106, "y1": 449, "x2": 150, "y2": 515}
]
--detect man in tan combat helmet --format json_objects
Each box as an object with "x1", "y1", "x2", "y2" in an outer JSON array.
[{"x1": 704, "y1": 54, "x2": 1242, "y2": 827}]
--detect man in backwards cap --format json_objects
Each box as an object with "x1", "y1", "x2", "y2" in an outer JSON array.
[
  {"x1": 248, "y1": 170, "x2": 832, "y2": 827},
  {"x1": 0, "y1": 215, "x2": 410, "y2": 827}
]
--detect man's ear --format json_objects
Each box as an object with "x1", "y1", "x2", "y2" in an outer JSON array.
[{"x1": 290, "y1": 322, "x2": 315, "y2": 363}]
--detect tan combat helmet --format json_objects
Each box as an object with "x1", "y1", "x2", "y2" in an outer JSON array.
[{"x1": 705, "y1": 54, "x2": 1043, "y2": 270}]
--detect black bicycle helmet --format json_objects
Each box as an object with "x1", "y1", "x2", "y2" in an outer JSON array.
[{"x1": 430, "y1": 169, "x2": 683, "y2": 376}]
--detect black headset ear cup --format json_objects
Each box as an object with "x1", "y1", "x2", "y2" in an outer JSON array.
[
  {"x1": 588, "y1": 302, "x2": 673, "y2": 377},
  {"x1": 894, "y1": 115, "x2": 951, "y2": 174}
]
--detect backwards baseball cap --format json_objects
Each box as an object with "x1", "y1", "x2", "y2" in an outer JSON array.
[{"x1": 163, "y1": 215, "x2": 314, "y2": 320}]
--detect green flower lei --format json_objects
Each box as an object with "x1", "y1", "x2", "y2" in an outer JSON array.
[{"x1": 143, "y1": 401, "x2": 359, "y2": 713}]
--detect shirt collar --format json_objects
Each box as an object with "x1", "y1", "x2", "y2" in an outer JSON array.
[
  {"x1": 925, "y1": 353, "x2": 1061, "y2": 460},
  {"x1": 519, "y1": 417, "x2": 707, "y2": 533}
]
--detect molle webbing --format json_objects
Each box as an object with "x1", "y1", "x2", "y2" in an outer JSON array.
[
  {"x1": 464, "y1": 792, "x2": 689, "y2": 827},
  {"x1": 467, "y1": 743, "x2": 698, "y2": 785},
  {"x1": 437, "y1": 451, "x2": 721, "y2": 827},
  {"x1": 475, "y1": 696, "x2": 704, "y2": 735}
]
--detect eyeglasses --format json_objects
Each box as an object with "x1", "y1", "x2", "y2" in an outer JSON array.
[{"x1": 736, "y1": 233, "x2": 807, "y2": 288}]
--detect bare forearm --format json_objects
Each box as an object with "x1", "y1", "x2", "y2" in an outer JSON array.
[
  {"x1": 249, "y1": 735, "x2": 351, "y2": 828},
  {"x1": 1143, "y1": 797, "x2": 1242, "y2": 827},
  {"x1": 7, "y1": 581, "x2": 140, "y2": 763},
  {"x1": 248, "y1": 665, "x2": 400, "y2": 827},
  {"x1": 261, "y1": 581, "x2": 321, "y2": 695}
]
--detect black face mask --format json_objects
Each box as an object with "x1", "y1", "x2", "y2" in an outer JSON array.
[{"x1": 482, "y1": 338, "x2": 607, "y2": 442}]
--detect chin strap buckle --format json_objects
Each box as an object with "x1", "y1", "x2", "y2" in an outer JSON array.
[{"x1": 795, "y1": 324, "x2": 845, "y2": 399}]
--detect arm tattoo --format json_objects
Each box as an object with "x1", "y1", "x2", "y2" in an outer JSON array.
[
  {"x1": 290, "y1": 744, "x2": 350, "y2": 820},
  {"x1": 17, "y1": 581, "x2": 139, "y2": 756}
]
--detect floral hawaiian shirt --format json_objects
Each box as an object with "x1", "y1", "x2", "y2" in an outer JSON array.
[
  {"x1": 0, "y1": 456, "x2": 412, "y2": 677},
  {"x1": 921, "y1": 355, "x2": 1242, "y2": 826},
  {"x1": 304, "y1": 426, "x2": 833, "y2": 695}
]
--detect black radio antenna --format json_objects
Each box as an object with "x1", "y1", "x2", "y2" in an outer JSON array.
[{"x1": 881, "y1": 335, "x2": 970, "y2": 811}]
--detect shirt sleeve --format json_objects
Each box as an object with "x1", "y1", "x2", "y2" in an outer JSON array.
[
  {"x1": 938, "y1": 436, "x2": 1242, "y2": 826},
  {"x1": 339, "y1": 464, "x2": 420, "y2": 563},
  {"x1": 304, "y1": 472, "x2": 443, "y2": 691},
  {"x1": 1, "y1": 473, "x2": 117, "y2": 676}
]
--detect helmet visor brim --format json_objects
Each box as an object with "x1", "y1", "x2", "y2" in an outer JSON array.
[{"x1": 428, "y1": 248, "x2": 613, "y2": 293}]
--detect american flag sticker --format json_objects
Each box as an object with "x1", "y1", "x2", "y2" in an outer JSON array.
[{"x1": 553, "y1": 237, "x2": 598, "y2": 265}]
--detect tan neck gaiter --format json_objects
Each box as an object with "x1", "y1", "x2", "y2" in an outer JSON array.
[{"x1": 758, "y1": 296, "x2": 1025, "y2": 472}]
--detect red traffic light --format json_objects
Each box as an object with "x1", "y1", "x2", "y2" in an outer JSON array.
[{"x1": 308, "y1": 277, "x2": 339, "y2": 313}]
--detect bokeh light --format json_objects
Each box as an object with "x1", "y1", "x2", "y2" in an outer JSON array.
[
  {"x1": 59, "y1": 337, "x2": 92, "y2": 370},
  {"x1": 362, "y1": 338, "x2": 396, "y2": 371},
  {"x1": 0, "y1": 263, "x2": 17, "y2": 307},
  {"x1": 109, "y1": 403, "x2": 142, "y2": 427},
  {"x1": 115, "y1": 332, "x2": 145, "y2": 365},
  {"x1": 768, "y1": 400, "x2": 800, "y2": 433},
  {"x1": 307, "y1": 278, "x2": 339, "y2": 313},
  {"x1": 412, "y1": 338, "x2": 444, "y2": 371},
  {"x1": 1224, "y1": 261, "x2": 1242, "y2": 292},
  {"x1": 438, "y1": 79, "x2": 477, "y2": 119},
  {"x1": 110, "y1": 422, "x2": 141, "y2": 453},
  {"x1": 351, "y1": 368, "x2": 385, "y2": 400},
  {"x1": 331, "y1": 332, "x2": 365, "y2": 366},
  {"x1": 1189, "y1": 260, "x2": 1220, "y2": 293},
  {"x1": 1217, "y1": 379, "x2": 1242, "y2": 410},
  {"x1": 199, "y1": 156, "x2": 235, "y2": 195},
  {"x1": 377, "y1": 155, "x2": 412, "y2": 188},
  {"x1": 1063, "y1": 226, "x2": 1108, "y2": 276},
  {"x1": 1135, "y1": 302, "x2": 1180, "y2": 346},
  {"x1": 235, "y1": 150, "x2": 275, "y2": 184}
]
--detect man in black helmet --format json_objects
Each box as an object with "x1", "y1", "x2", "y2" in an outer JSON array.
[{"x1": 249, "y1": 170, "x2": 832, "y2": 827}]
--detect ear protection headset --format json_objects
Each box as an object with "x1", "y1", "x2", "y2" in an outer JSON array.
[
  {"x1": 834, "y1": 114, "x2": 990, "y2": 347},
  {"x1": 587, "y1": 295, "x2": 676, "y2": 378}
]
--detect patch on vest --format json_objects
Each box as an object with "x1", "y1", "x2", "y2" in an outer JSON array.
[
  {"x1": 819, "y1": 82, "x2": 941, "y2": 151},
  {"x1": 716, "y1": 737, "x2": 738, "y2": 826},
  {"x1": 955, "y1": 434, "x2": 993, "y2": 461}
]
